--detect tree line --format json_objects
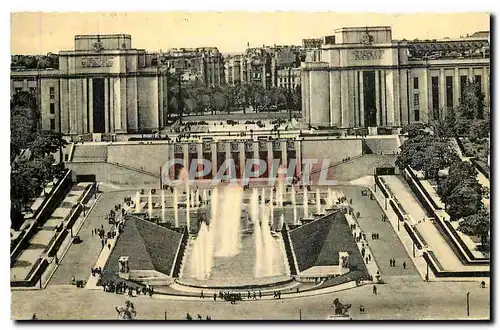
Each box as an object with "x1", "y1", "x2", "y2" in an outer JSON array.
[
  {"x1": 396, "y1": 80, "x2": 490, "y2": 251},
  {"x1": 166, "y1": 73, "x2": 301, "y2": 120},
  {"x1": 11, "y1": 91, "x2": 67, "y2": 229}
]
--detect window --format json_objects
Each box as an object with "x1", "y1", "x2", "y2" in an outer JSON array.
[
  {"x1": 29, "y1": 87, "x2": 36, "y2": 95},
  {"x1": 50, "y1": 103, "x2": 55, "y2": 115},
  {"x1": 49, "y1": 87, "x2": 55, "y2": 99},
  {"x1": 460, "y1": 75, "x2": 468, "y2": 100},
  {"x1": 432, "y1": 76, "x2": 439, "y2": 119},
  {"x1": 50, "y1": 118, "x2": 56, "y2": 131},
  {"x1": 446, "y1": 76, "x2": 453, "y2": 109},
  {"x1": 475, "y1": 75, "x2": 482, "y2": 90},
  {"x1": 413, "y1": 93, "x2": 420, "y2": 121},
  {"x1": 413, "y1": 77, "x2": 419, "y2": 89}
]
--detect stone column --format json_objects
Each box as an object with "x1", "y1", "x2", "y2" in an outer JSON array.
[
  {"x1": 239, "y1": 142, "x2": 245, "y2": 180},
  {"x1": 104, "y1": 78, "x2": 109, "y2": 133},
  {"x1": 439, "y1": 68, "x2": 446, "y2": 119},
  {"x1": 281, "y1": 141, "x2": 287, "y2": 168},
  {"x1": 380, "y1": 70, "x2": 387, "y2": 126},
  {"x1": 88, "y1": 78, "x2": 94, "y2": 133},
  {"x1": 109, "y1": 78, "x2": 115, "y2": 132},
  {"x1": 468, "y1": 67, "x2": 473, "y2": 81},
  {"x1": 340, "y1": 70, "x2": 350, "y2": 128},
  {"x1": 183, "y1": 144, "x2": 189, "y2": 174},
  {"x1": 375, "y1": 71, "x2": 380, "y2": 126},
  {"x1": 359, "y1": 71, "x2": 365, "y2": 127},
  {"x1": 454, "y1": 68, "x2": 460, "y2": 109},
  {"x1": 483, "y1": 66, "x2": 489, "y2": 107},
  {"x1": 82, "y1": 79, "x2": 88, "y2": 133},
  {"x1": 211, "y1": 143, "x2": 217, "y2": 180}
]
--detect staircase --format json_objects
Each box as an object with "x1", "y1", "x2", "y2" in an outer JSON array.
[{"x1": 71, "y1": 144, "x2": 108, "y2": 162}]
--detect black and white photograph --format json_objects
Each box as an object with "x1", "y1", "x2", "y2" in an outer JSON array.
[{"x1": 9, "y1": 11, "x2": 491, "y2": 320}]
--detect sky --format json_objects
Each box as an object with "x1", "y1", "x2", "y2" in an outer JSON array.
[{"x1": 10, "y1": 12, "x2": 490, "y2": 55}]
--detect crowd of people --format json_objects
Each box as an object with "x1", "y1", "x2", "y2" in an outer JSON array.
[{"x1": 103, "y1": 281, "x2": 154, "y2": 298}]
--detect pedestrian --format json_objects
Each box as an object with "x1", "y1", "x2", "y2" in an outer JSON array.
[
  {"x1": 403, "y1": 261, "x2": 406, "y2": 269},
  {"x1": 373, "y1": 285, "x2": 377, "y2": 295},
  {"x1": 365, "y1": 256, "x2": 369, "y2": 264},
  {"x1": 107, "y1": 243, "x2": 111, "y2": 250},
  {"x1": 389, "y1": 258, "x2": 392, "y2": 267},
  {"x1": 259, "y1": 290, "x2": 262, "y2": 299},
  {"x1": 368, "y1": 254, "x2": 371, "y2": 261},
  {"x1": 247, "y1": 290, "x2": 251, "y2": 299},
  {"x1": 393, "y1": 259, "x2": 396, "y2": 267},
  {"x1": 213, "y1": 293, "x2": 217, "y2": 301},
  {"x1": 253, "y1": 292, "x2": 257, "y2": 300},
  {"x1": 200, "y1": 290, "x2": 204, "y2": 299}
]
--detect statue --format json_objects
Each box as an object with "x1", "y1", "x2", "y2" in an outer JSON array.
[
  {"x1": 332, "y1": 298, "x2": 351, "y2": 316},
  {"x1": 341, "y1": 255, "x2": 349, "y2": 269}
]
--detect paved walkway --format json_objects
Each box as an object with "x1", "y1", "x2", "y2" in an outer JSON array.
[
  {"x1": 341, "y1": 186, "x2": 419, "y2": 281},
  {"x1": 49, "y1": 190, "x2": 135, "y2": 285},
  {"x1": 381, "y1": 176, "x2": 489, "y2": 272}
]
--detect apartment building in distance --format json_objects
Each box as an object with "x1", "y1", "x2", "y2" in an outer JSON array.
[{"x1": 160, "y1": 47, "x2": 225, "y2": 87}]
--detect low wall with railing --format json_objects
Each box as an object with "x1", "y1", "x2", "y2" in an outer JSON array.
[
  {"x1": 10, "y1": 170, "x2": 73, "y2": 266},
  {"x1": 402, "y1": 167, "x2": 489, "y2": 264}
]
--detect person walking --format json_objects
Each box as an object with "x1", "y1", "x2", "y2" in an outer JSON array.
[
  {"x1": 373, "y1": 285, "x2": 377, "y2": 295},
  {"x1": 403, "y1": 261, "x2": 406, "y2": 269}
]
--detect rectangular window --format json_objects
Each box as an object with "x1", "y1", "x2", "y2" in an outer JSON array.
[
  {"x1": 50, "y1": 118, "x2": 56, "y2": 131},
  {"x1": 49, "y1": 87, "x2": 55, "y2": 99},
  {"x1": 460, "y1": 75, "x2": 468, "y2": 100},
  {"x1": 50, "y1": 103, "x2": 55, "y2": 115},
  {"x1": 413, "y1": 93, "x2": 420, "y2": 121},
  {"x1": 475, "y1": 75, "x2": 482, "y2": 91},
  {"x1": 431, "y1": 77, "x2": 439, "y2": 119},
  {"x1": 413, "y1": 77, "x2": 419, "y2": 89},
  {"x1": 446, "y1": 76, "x2": 453, "y2": 109}
]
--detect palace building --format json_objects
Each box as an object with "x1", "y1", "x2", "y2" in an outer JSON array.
[
  {"x1": 11, "y1": 34, "x2": 169, "y2": 135},
  {"x1": 301, "y1": 26, "x2": 490, "y2": 128}
]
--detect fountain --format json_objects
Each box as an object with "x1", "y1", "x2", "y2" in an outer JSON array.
[
  {"x1": 260, "y1": 206, "x2": 275, "y2": 277},
  {"x1": 186, "y1": 190, "x2": 191, "y2": 232},
  {"x1": 327, "y1": 188, "x2": 333, "y2": 209},
  {"x1": 212, "y1": 185, "x2": 242, "y2": 257},
  {"x1": 135, "y1": 191, "x2": 142, "y2": 213},
  {"x1": 202, "y1": 189, "x2": 207, "y2": 205},
  {"x1": 161, "y1": 190, "x2": 165, "y2": 223},
  {"x1": 148, "y1": 190, "x2": 153, "y2": 219},
  {"x1": 277, "y1": 167, "x2": 285, "y2": 208},
  {"x1": 291, "y1": 185, "x2": 297, "y2": 225},
  {"x1": 316, "y1": 189, "x2": 322, "y2": 215},
  {"x1": 190, "y1": 221, "x2": 213, "y2": 280},
  {"x1": 279, "y1": 213, "x2": 285, "y2": 231},
  {"x1": 270, "y1": 188, "x2": 274, "y2": 228},
  {"x1": 303, "y1": 188, "x2": 309, "y2": 219},
  {"x1": 173, "y1": 187, "x2": 179, "y2": 228},
  {"x1": 195, "y1": 189, "x2": 200, "y2": 207},
  {"x1": 251, "y1": 189, "x2": 263, "y2": 278}
]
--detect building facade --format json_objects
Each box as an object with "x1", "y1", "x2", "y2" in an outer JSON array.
[
  {"x1": 301, "y1": 26, "x2": 490, "y2": 128},
  {"x1": 11, "y1": 34, "x2": 169, "y2": 134},
  {"x1": 161, "y1": 47, "x2": 224, "y2": 86}
]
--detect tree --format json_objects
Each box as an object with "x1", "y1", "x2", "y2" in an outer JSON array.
[
  {"x1": 401, "y1": 123, "x2": 429, "y2": 138},
  {"x1": 419, "y1": 141, "x2": 459, "y2": 179},
  {"x1": 446, "y1": 184, "x2": 483, "y2": 221},
  {"x1": 458, "y1": 80, "x2": 485, "y2": 120},
  {"x1": 396, "y1": 135, "x2": 457, "y2": 179},
  {"x1": 11, "y1": 91, "x2": 40, "y2": 160},
  {"x1": 458, "y1": 207, "x2": 490, "y2": 248},
  {"x1": 28, "y1": 131, "x2": 67, "y2": 159},
  {"x1": 469, "y1": 119, "x2": 490, "y2": 142}
]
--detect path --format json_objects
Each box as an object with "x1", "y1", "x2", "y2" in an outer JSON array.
[
  {"x1": 341, "y1": 186, "x2": 419, "y2": 281},
  {"x1": 49, "y1": 190, "x2": 135, "y2": 285}
]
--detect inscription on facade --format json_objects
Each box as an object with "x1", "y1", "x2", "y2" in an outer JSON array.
[
  {"x1": 80, "y1": 57, "x2": 114, "y2": 68},
  {"x1": 352, "y1": 50, "x2": 383, "y2": 61}
]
